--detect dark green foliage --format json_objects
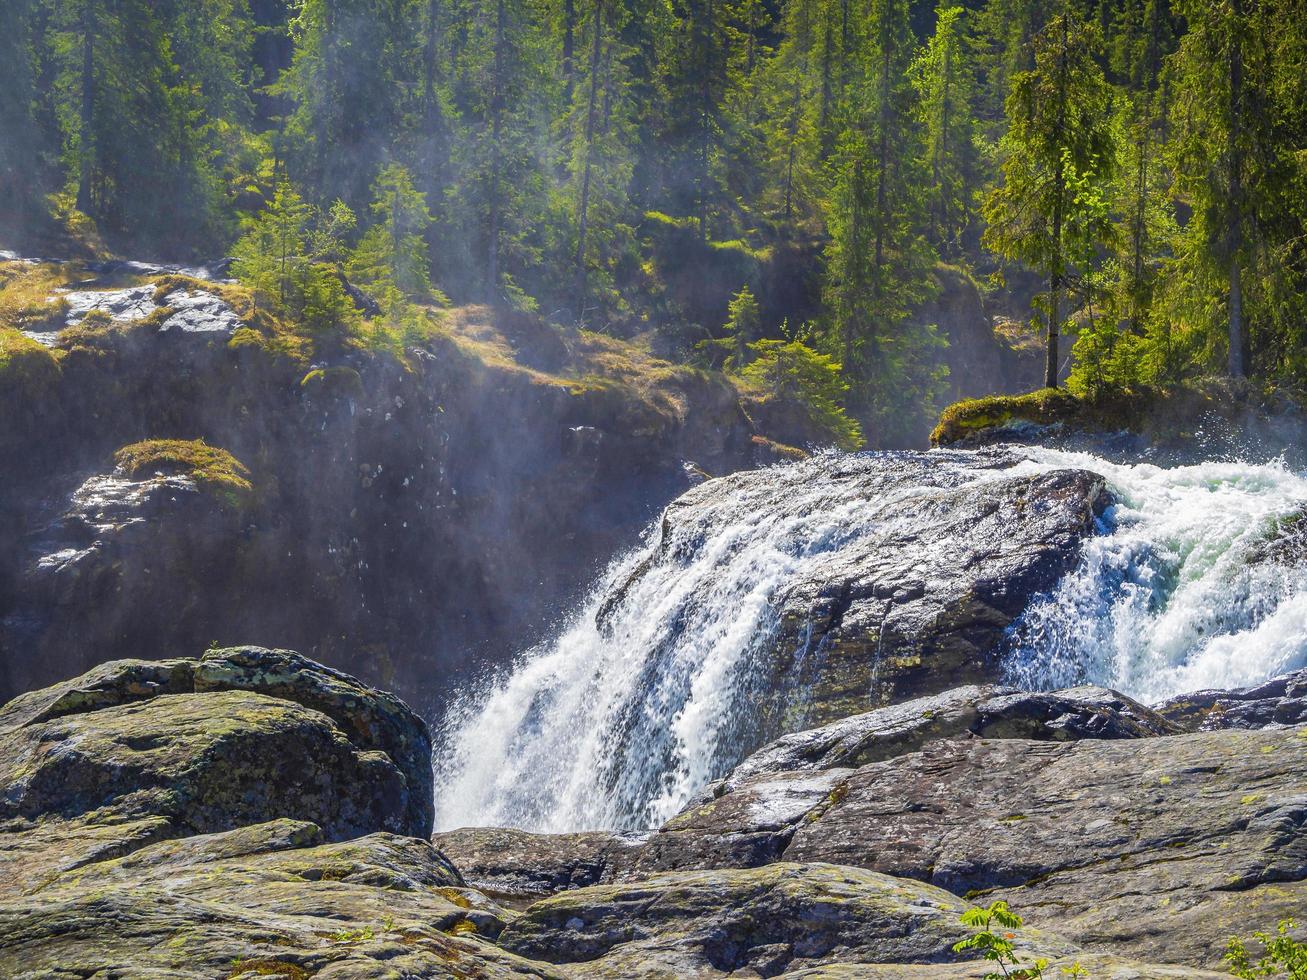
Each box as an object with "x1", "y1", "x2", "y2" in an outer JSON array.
[{"x1": 6, "y1": 0, "x2": 1307, "y2": 445}]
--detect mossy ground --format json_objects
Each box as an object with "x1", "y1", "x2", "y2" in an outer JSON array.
[
  {"x1": 114, "y1": 439, "x2": 254, "y2": 504},
  {"x1": 0, "y1": 325, "x2": 62, "y2": 397},
  {"x1": 931, "y1": 378, "x2": 1304, "y2": 448},
  {"x1": 0, "y1": 261, "x2": 76, "y2": 332}
]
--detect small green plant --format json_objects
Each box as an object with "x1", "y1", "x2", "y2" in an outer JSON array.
[
  {"x1": 1227, "y1": 919, "x2": 1307, "y2": 978},
  {"x1": 328, "y1": 924, "x2": 375, "y2": 944},
  {"x1": 953, "y1": 901, "x2": 1049, "y2": 979},
  {"x1": 954, "y1": 901, "x2": 1084, "y2": 978}
]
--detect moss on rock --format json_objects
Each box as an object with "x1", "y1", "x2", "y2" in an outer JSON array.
[
  {"x1": 931, "y1": 388, "x2": 1084, "y2": 445},
  {"x1": 113, "y1": 439, "x2": 254, "y2": 499},
  {"x1": 0, "y1": 327, "x2": 62, "y2": 397}
]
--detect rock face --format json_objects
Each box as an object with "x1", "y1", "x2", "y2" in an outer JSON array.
[
  {"x1": 617, "y1": 678, "x2": 1307, "y2": 972},
  {"x1": 0, "y1": 651, "x2": 1238, "y2": 978},
  {"x1": 606, "y1": 451, "x2": 1109, "y2": 728},
  {"x1": 1157, "y1": 667, "x2": 1307, "y2": 731},
  {"x1": 0, "y1": 262, "x2": 816, "y2": 708},
  {"x1": 431, "y1": 827, "x2": 647, "y2": 903}
]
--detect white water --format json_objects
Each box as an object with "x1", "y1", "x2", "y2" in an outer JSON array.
[{"x1": 433, "y1": 447, "x2": 1307, "y2": 833}]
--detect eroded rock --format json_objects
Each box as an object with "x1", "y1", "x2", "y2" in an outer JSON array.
[
  {"x1": 431, "y1": 827, "x2": 646, "y2": 902},
  {"x1": 1157, "y1": 667, "x2": 1307, "y2": 731}
]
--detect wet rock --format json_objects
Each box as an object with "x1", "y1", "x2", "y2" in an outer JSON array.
[
  {"x1": 608, "y1": 451, "x2": 1109, "y2": 730},
  {"x1": 1156, "y1": 667, "x2": 1307, "y2": 731},
  {"x1": 711, "y1": 684, "x2": 1178, "y2": 790},
  {"x1": 431, "y1": 827, "x2": 646, "y2": 901},
  {"x1": 634, "y1": 685, "x2": 1177, "y2": 878}
]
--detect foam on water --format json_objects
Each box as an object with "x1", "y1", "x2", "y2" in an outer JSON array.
[{"x1": 432, "y1": 447, "x2": 1307, "y2": 833}]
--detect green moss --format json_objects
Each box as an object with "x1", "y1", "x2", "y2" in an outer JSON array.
[
  {"x1": 300, "y1": 365, "x2": 364, "y2": 399},
  {"x1": 0, "y1": 326, "x2": 62, "y2": 396},
  {"x1": 113, "y1": 439, "x2": 253, "y2": 506},
  {"x1": 931, "y1": 389, "x2": 1083, "y2": 446}
]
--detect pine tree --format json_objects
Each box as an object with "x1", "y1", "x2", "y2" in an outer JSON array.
[
  {"x1": 912, "y1": 5, "x2": 984, "y2": 257},
  {"x1": 824, "y1": 0, "x2": 947, "y2": 445},
  {"x1": 982, "y1": 7, "x2": 1117, "y2": 389},
  {"x1": 349, "y1": 164, "x2": 435, "y2": 322},
  {"x1": 0, "y1": 0, "x2": 48, "y2": 233}
]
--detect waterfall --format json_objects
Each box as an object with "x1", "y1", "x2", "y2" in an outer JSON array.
[{"x1": 432, "y1": 447, "x2": 1307, "y2": 834}]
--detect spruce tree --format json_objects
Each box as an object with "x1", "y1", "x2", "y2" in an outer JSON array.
[{"x1": 982, "y1": 7, "x2": 1117, "y2": 389}]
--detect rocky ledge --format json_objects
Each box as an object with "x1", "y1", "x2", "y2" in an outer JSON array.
[{"x1": 5, "y1": 648, "x2": 1300, "y2": 977}]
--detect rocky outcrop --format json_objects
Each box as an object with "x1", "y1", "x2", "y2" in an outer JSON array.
[
  {"x1": 431, "y1": 827, "x2": 647, "y2": 903},
  {"x1": 609, "y1": 678, "x2": 1307, "y2": 971},
  {"x1": 0, "y1": 649, "x2": 555, "y2": 978},
  {"x1": 0, "y1": 260, "x2": 816, "y2": 707},
  {"x1": 715, "y1": 684, "x2": 1179, "y2": 789},
  {"x1": 1157, "y1": 667, "x2": 1307, "y2": 731},
  {"x1": 607, "y1": 451, "x2": 1109, "y2": 727},
  {"x1": 1, "y1": 651, "x2": 1248, "y2": 978}
]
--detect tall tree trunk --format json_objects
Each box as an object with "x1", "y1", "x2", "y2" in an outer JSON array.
[
  {"x1": 75, "y1": 0, "x2": 95, "y2": 214},
  {"x1": 563, "y1": 0, "x2": 576, "y2": 102},
  {"x1": 698, "y1": 0, "x2": 715, "y2": 241},
  {"x1": 1227, "y1": 0, "x2": 1245, "y2": 377},
  {"x1": 487, "y1": 0, "x2": 506, "y2": 301},
  {"x1": 574, "y1": 0, "x2": 605, "y2": 321},
  {"x1": 1046, "y1": 14, "x2": 1070, "y2": 390}
]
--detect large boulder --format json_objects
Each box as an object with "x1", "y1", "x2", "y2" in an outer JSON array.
[
  {"x1": 600, "y1": 450, "x2": 1108, "y2": 730},
  {"x1": 0, "y1": 646, "x2": 435, "y2": 894},
  {"x1": 0, "y1": 649, "x2": 552, "y2": 978}
]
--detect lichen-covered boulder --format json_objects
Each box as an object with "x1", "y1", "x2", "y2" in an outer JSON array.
[
  {"x1": 0, "y1": 650, "x2": 552, "y2": 979},
  {"x1": 0, "y1": 820, "x2": 549, "y2": 979},
  {"x1": 0, "y1": 646, "x2": 435, "y2": 895},
  {"x1": 496, "y1": 862, "x2": 1205, "y2": 979}
]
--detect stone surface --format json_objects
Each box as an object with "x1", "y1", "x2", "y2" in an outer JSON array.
[
  {"x1": 0, "y1": 654, "x2": 1255, "y2": 978},
  {"x1": 779, "y1": 728, "x2": 1307, "y2": 969},
  {"x1": 431, "y1": 827, "x2": 647, "y2": 902},
  {"x1": 0, "y1": 822, "x2": 552, "y2": 979},
  {"x1": 158, "y1": 288, "x2": 242, "y2": 333},
  {"x1": 1157, "y1": 667, "x2": 1307, "y2": 731},
  {"x1": 61, "y1": 284, "x2": 158, "y2": 325},
  {"x1": 605, "y1": 451, "x2": 1109, "y2": 729},
  {"x1": 497, "y1": 862, "x2": 1211, "y2": 979},
  {"x1": 0, "y1": 652, "x2": 547, "y2": 979},
  {"x1": 717, "y1": 684, "x2": 1177, "y2": 789}
]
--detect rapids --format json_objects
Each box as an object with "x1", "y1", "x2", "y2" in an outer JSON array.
[{"x1": 432, "y1": 446, "x2": 1307, "y2": 833}]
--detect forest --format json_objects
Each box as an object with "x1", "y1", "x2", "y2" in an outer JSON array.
[{"x1": 1, "y1": 0, "x2": 1304, "y2": 445}]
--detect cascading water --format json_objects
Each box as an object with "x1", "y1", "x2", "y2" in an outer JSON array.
[{"x1": 432, "y1": 446, "x2": 1307, "y2": 834}]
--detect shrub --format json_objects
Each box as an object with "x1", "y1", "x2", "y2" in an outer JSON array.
[
  {"x1": 741, "y1": 336, "x2": 863, "y2": 450},
  {"x1": 1227, "y1": 919, "x2": 1307, "y2": 979}
]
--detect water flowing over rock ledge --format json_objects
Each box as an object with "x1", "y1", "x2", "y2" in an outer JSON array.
[
  {"x1": 433, "y1": 444, "x2": 1307, "y2": 833},
  {"x1": 7, "y1": 647, "x2": 1298, "y2": 976}
]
